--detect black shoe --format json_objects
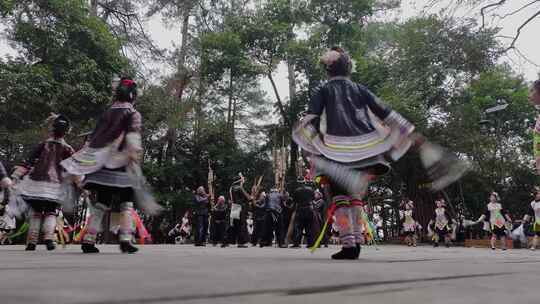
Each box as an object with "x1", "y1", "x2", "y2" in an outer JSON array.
[
  {"x1": 491, "y1": 246, "x2": 496, "y2": 250},
  {"x1": 331, "y1": 247, "x2": 357, "y2": 260},
  {"x1": 290, "y1": 244, "x2": 301, "y2": 248},
  {"x1": 45, "y1": 240, "x2": 56, "y2": 251},
  {"x1": 445, "y1": 243, "x2": 450, "y2": 248},
  {"x1": 81, "y1": 243, "x2": 100, "y2": 253},
  {"x1": 120, "y1": 242, "x2": 138, "y2": 254},
  {"x1": 221, "y1": 243, "x2": 229, "y2": 248},
  {"x1": 278, "y1": 244, "x2": 287, "y2": 248},
  {"x1": 354, "y1": 244, "x2": 361, "y2": 259},
  {"x1": 237, "y1": 244, "x2": 248, "y2": 248},
  {"x1": 194, "y1": 243, "x2": 205, "y2": 247},
  {"x1": 25, "y1": 243, "x2": 36, "y2": 251},
  {"x1": 433, "y1": 242, "x2": 439, "y2": 248}
]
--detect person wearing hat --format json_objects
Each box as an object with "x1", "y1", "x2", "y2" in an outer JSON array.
[
  {"x1": 62, "y1": 77, "x2": 159, "y2": 254},
  {"x1": 428, "y1": 198, "x2": 453, "y2": 248},
  {"x1": 292, "y1": 47, "x2": 468, "y2": 259},
  {"x1": 475, "y1": 192, "x2": 512, "y2": 250},
  {"x1": 11, "y1": 114, "x2": 74, "y2": 251},
  {"x1": 291, "y1": 177, "x2": 316, "y2": 248},
  {"x1": 400, "y1": 199, "x2": 419, "y2": 247}
]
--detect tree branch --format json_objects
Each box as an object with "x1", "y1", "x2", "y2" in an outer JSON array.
[
  {"x1": 480, "y1": 0, "x2": 506, "y2": 28},
  {"x1": 503, "y1": 9, "x2": 540, "y2": 52},
  {"x1": 267, "y1": 71, "x2": 289, "y2": 126},
  {"x1": 492, "y1": 0, "x2": 540, "y2": 20}
]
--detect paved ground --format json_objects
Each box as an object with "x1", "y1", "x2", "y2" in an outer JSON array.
[{"x1": 0, "y1": 244, "x2": 539, "y2": 304}]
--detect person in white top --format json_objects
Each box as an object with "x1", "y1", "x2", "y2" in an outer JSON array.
[
  {"x1": 476, "y1": 192, "x2": 512, "y2": 250},
  {"x1": 530, "y1": 190, "x2": 540, "y2": 250}
]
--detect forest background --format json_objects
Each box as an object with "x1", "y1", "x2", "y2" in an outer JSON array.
[{"x1": 1, "y1": 0, "x2": 539, "y2": 234}]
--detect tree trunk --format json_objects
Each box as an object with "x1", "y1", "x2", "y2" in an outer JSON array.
[
  {"x1": 165, "y1": 6, "x2": 191, "y2": 163},
  {"x1": 226, "y1": 68, "x2": 234, "y2": 136},
  {"x1": 90, "y1": 0, "x2": 98, "y2": 16},
  {"x1": 286, "y1": 57, "x2": 297, "y2": 179}
]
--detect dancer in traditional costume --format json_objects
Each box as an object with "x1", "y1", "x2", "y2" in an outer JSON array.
[
  {"x1": 11, "y1": 114, "x2": 74, "y2": 251},
  {"x1": 0, "y1": 161, "x2": 13, "y2": 227},
  {"x1": 531, "y1": 189, "x2": 540, "y2": 250},
  {"x1": 169, "y1": 211, "x2": 192, "y2": 244},
  {"x1": 428, "y1": 198, "x2": 453, "y2": 248},
  {"x1": 0, "y1": 168, "x2": 15, "y2": 244},
  {"x1": 475, "y1": 192, "x2": 512, "y2": 250},
  {"x1": 61, "y1": 77, "x2": 159, "y2": 254},
  {"x1": 400, "y1": 199, "x2": 418, "y2": 247},
  {"x1": 293, "y1": 47, "x2": 468, "y2": 259}
]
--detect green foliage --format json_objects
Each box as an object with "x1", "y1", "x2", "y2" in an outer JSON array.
[{"x1": 0, "y1": 0, "x2": 128, "y2": 163}]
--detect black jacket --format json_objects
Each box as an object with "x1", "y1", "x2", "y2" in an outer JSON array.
[{"x1": 308, "y1": 77, "x2": 392, "y2": 137}]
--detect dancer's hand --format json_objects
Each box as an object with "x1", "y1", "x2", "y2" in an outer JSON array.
[{"x1": 0, "y1": 177, "x2": 12, "y2": 189}]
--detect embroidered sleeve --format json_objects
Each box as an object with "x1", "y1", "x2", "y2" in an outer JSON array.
[
  {"x1": 128, "y1": 111, "x2": 142, "y2": 133},
  {"x1": 126, "y1": 111, "x2": 143, "y2": 154},
  {"x1": 307, "y1": 85, "x2": 326, "y2": 116},
  {"x1": 359, "y1": 85, "x2": 391, "y2": 120}
]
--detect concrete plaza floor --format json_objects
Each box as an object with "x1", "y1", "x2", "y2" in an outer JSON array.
[{"x1": 0, "y1": 244, "x2": 538, "y2": 304}]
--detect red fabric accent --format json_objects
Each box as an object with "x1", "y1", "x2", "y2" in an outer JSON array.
[
  {"x1": 131, "y1": 210, "x2": 151, "y2": 245},
  {"x1": 326, "y1": 199, "x2": 365, "y2": 225},
  {"x1": 121, "y1": 79, "x2": 135, "y2": 86}
]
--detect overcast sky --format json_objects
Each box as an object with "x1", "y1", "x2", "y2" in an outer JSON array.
[{"x1": 1, "y1": 0, "x2": 539, "y2": 101}]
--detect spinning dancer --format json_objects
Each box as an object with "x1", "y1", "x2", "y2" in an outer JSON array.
[
  {"x1": 11, "y1": 114, "x2": 74, "y2": 251},
  {"x1": 400, "y1": 199, "x2": 419, "y2": 247},
  {"x1": 475, "y1": 192, "x2": 512, "y2": 250},
  {"x1": 62, "y1": 77, "x2": 160, "y2": 254},
  {"x1": 293, "y1": 47, "x2": 468, "y2": 259}
]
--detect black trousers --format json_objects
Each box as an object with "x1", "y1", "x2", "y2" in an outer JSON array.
[
  {"x1": 227, "y1": 210, "x2": 248, "y2": 245},
  {"x1": 293, "y1": 208, "x2": 314, "y2": 246},
  {"x1": 263, "y1": 210, "x2": 283, "y2": 246},
  {"x1": 252, "y1": 216, "x2": 265, "y2": 245},
  {"x1": 195, "y1": 214, "x2": 209, "y2": 244},
  {"x1": 211, "y1": 219, "x2": 227, "y2": 244}
]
